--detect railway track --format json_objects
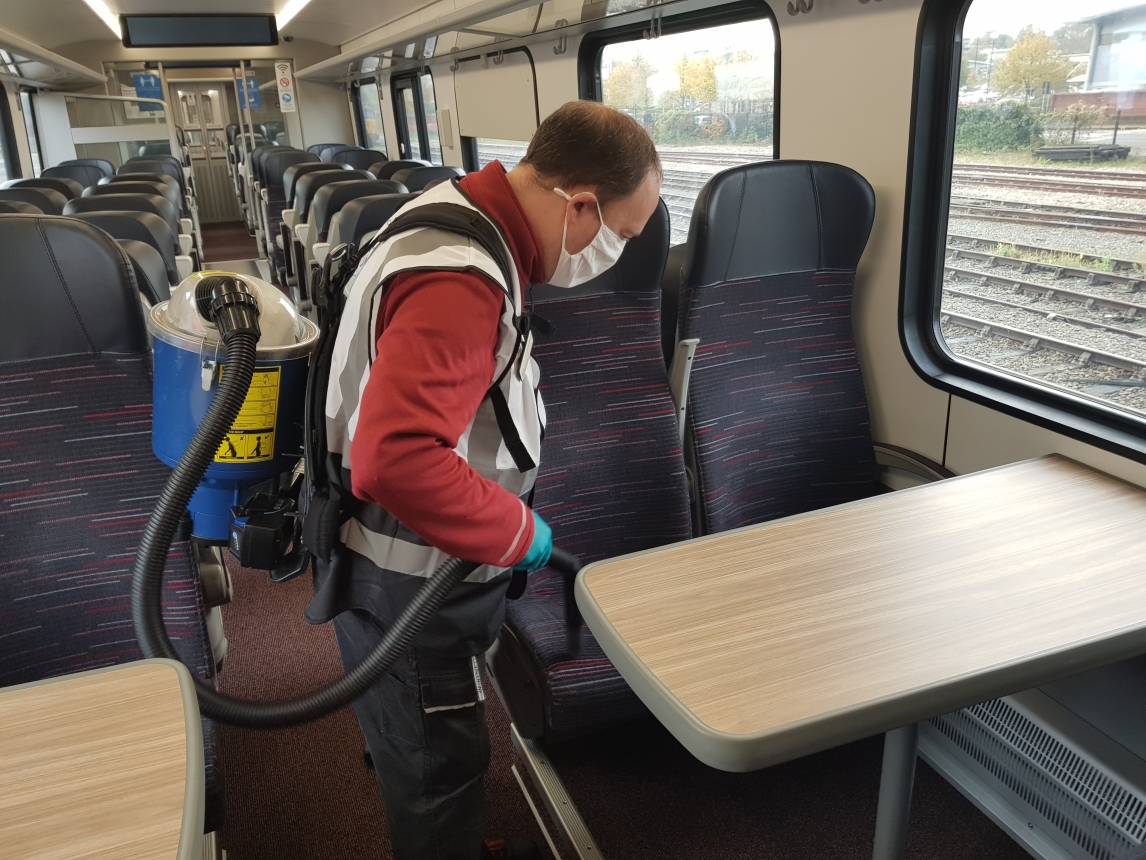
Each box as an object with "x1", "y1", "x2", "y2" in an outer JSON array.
[
  {"x1": 949, "y1": 201, "x2": 1146, "y2": 236},
  {"x1": 945, "y1": 240, "x2": 1144, "y2": 291},
  {"x1": 957, "y1": 163, "x2": 1146, "y2": 183},
  {"x1": 952, "y1": 170, "x2": 1146, "y2": 199},
  {"x1": 943, "y1": 264, "x2": 1146, "y2": 317},
  {"x1": 947, "y1": 234, "x2": 1143, "y2": 274},
  {"x1": 943, "y1": 286, "x2": 1146, "y2": 341},
  {"x1": 940, "y1": 310, "x2": 1146, "y2": 375}
]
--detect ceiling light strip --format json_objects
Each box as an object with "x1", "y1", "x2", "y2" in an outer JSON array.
[
  {"x1": 277, "y1": 0, "x2": 315, "y2": 30},
  {"x1": 81, "y1": 0, "x2": 122, "y2": 37}
]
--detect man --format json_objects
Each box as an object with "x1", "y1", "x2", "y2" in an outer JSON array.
[{"x1": 309, "y1": 100, "x2": 662, "y2": 859}]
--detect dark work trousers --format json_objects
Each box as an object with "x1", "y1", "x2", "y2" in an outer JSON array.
[{"x1": 333, "y1": 608, "x2": 495, "y2": 860}]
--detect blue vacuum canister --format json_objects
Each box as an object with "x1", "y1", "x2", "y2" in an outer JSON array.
[{"x1": 147, "y1": 271, "x2": 320, "y2": 542}]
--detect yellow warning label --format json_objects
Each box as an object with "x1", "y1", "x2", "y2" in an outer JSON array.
[{"x1": 214, "y1": 366, "x2": 280, "y2": 464}]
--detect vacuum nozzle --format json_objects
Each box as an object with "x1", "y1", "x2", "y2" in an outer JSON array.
[{"x1": 195, "y1": 275, "x2": 261, "y2": 341}]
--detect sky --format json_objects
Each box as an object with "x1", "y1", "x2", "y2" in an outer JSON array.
[
  {"x1": 601, "y1": 18, "x2": 775, "y2": 101},
  {"x1": 962, "y1": 0, "x2": 1140, "y2": 40}
]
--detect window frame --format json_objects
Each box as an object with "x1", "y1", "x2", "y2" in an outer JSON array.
[
  {"x1": 18, "y1": 90, "x2": 41, "y2": 177},
  {"x1": 0, "y1": 85, "x2": 22, "y2": 181},
  {"x1": 903, "y1": 0, "x2": 1146, "y2": 464},
  {"x1": 352, "y1": 78, "x2": 387, "y2": 156},
  {"x1": 390, "y1": 67, "x2": 441, "y2": 163},
  {"x1": 577, "y1": 0, "x2": 781, "y2": 148}
]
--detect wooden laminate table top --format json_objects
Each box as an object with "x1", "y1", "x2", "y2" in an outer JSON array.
[
  {"x1": 576, "y1": 456, "x2": 1146, "y2": 772},
  {"x1": 0, "y1": 659, "x2": 203, "y2": 860}
]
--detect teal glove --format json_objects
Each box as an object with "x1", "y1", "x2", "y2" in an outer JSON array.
[{"x1": 514, "y1": 511, "x2": 552, "y2": 572}]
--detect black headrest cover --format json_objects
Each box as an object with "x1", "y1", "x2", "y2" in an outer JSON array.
[
  {"x1": 313, "y1": 180, "x2": 409, "y2": 237},
  {"x1": 686, "y1": 161, "x2": 876, "y2": 288},
  {"x1": 0, "y1": 215, "x2": 147, "y2": 358}
]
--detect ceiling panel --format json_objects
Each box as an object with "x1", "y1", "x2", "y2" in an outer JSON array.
[{"x1": 280, "y1": 0, "x2": 431, "y2": 48}]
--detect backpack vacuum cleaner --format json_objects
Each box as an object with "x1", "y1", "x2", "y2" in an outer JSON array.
[{"x1": 132, "y1": 272, "x2": 580, "y2": 728}]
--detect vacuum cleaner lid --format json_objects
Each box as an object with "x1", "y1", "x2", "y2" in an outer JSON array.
[{"x1": 149, "y1": 271, "x2": 319, "y2": 358}]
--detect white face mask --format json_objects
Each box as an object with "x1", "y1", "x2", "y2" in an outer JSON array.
[{"x1": 548, "y1": 188, "x2": 627, "y2": 288}]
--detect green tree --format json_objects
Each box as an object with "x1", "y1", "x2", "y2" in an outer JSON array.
[
  {"x1": 960, "y1": 45, "x2": 981, "y2": 87},
  {"x1": 675, "y1": 55, "x2": 717, "y2": 108},
  {"x1": 992, "y1": 31, "x2": 1074, "y2": 100},
  {"x1": 1052, "y1": 22, "x2": 1095, "y2": 55},
  {"x1": 603, "y1": 54, "x2": 655, "y2": 111}
]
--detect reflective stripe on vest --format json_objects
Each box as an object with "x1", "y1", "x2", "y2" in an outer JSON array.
[{"x1": 325, "y1": 180, "x2": 544, "y2": 583}]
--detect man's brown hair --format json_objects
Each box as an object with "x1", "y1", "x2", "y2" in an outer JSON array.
[{"x1": 519, "y1": 101, "x2": 661, "y2": 206}]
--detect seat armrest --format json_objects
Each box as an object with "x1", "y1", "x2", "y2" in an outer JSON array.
[
  {"x1": 183, "y1": 166, "x2": 191, "y2": 182},
  {"x1": 872, "y1": 443, "x2": 955, "y2": 484},
  {"x1": 179, "y1": 234, "x2": 193, "y2": 256},
  {"x1": 282, "y1": 209, "x2": 297, "y2": 229},
  {"x1": 313, "y1": 242, "x2": 331, "y2": 267},
  {"x1": 175, "y1": 255, "x2": 194, "y2": 281},
  {"x1": 180, "y1": 218, "x2": 193, "y2": 235},
  {"x1": 276, "y1": 234, "x2": 284, "y2": 250},
  {"x1": 295, "y1": 222, "x2": 311, "y2": 246},
  {"x1": 668, "y1": 338, "x2": 699, "y2": 443},
  {"x1": 261, "y1": 188, "x2": 268, "y2": 203}
]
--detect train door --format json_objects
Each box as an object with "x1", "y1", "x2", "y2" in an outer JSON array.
[
  {"x1": 170, "y1": 81, "x2": 238, "y2": 223},
  {"x1": 392, "y1": 71, "x2": 442, "y2": 163}
]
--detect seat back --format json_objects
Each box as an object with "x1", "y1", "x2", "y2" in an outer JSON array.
[
  {"x1": 0, "y1": 200, "x2": 42, "y2": 214},
  {"x1": 330, "y1": 193, "x2": 417, "y2": 248},
  {"x1": 260, "y1": 120, "x2": 285, "y2": 141},
  {"x1": 320, "y1": 144, "x2": 361, "y2": 163},
  {"x1": 497, "y1": 200, "x2": 692, "y2": 740},
  {"x1": 294, "y1": 168, "x2": 372, "y2": 222},
  {"x1": 372, "y1": 159, "x2": 430, "y2": 180},
  {"x1": 251, "y1": 146, "x2": 294, "y2": 186},
  {"x1": 138, "y1": 142, "x2": 171, "y2": 157},
  {"x1": 307, "y1": 141, "x2": 343, "y2": 156},
  {"x1": 117, "y1": 238, "x2": 171, "y2": 303},
  {"x1": 226, "y1": 124, "x2": 239, "y2": 148},
  {"x1": 265, "y1": 150, "x2": 319, "y2": 195},
  {"x1": 332, "y1": 149, "x2": 386, "y2": 170},
  {"x1": 237, "y1": 134, "x2": 269, "y2": 161},
  {"x1": 679, "y1": 161, "x2": 879, "y2": 536},
  {"x1": 45, "y1": 163, "x2": 106, "y2": 189},
  {"x1": 389, "y1": 165, "x2": 465, "y2": 191},
  {"x1": 0, "y1": 186, "x2": 67, "y2": 215},
  {"x1": 120, "y1": 158, "x2": 185, "y2": 198},
  {"x1": 311, "y1": 179, "x2": 408, "y2": 241},
  {"x1": 71, "y1": 210, "x2": 179, "y2": 282},
  {"x1": 86, "y1": 180, "x2": 182, "y2": 213},
  {"x1": 3, "y1": 177, "x2": 84, "y2": 200},
  {"x1": 59, "y1": 157, "x2": 115, "y2": 178},
  {"x1": 284, "y1": 163, "x2": 349, "y2": 208},
  {"x1": 0, "y1": 212, "x2": 219, "y2": 827},
  {"x1": 64, "y1": 193, "x2": 181, "y2": 241}
]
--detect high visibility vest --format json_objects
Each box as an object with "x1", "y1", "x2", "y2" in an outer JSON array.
[{"x1": 324, "y1": 179, "x2": 545, "y2": 584}]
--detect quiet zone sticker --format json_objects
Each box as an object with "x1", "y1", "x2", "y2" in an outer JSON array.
[{"x1": 215, "y1": 367, "x2": 280, "y2": 463}]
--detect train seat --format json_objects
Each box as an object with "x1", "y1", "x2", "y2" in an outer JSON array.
[
  {"x1": 70, "y1": 210, "x2": 182, "y2": 285},
  {"x1": 58, "y1": 157, "x2": 115, "y2": 178},
  {"x1": 0, "y1": 213, "x2": 222, "y2": 832},
  {"x1": 320, "y1": 144, "x2": 361, "y2": 163},
  {"x1": 116, "y1": 238, "x2": 170, "y2": 304},
  {"x1": 0, "y1": 200, "x2": 43, "y2": 214},
  {"x1": 2, "y1": 176, "x2": 84, "y2": 200},
  {"x1": 138, "y1": 142, "x2": 171, "y2": 157},
  {"x1": 307, "y1": 141, "x2": 343, "y2": 156},
  {"x1": 327, "y1": 192, "x2": 417, "y2": 249},
  {"x1": 0, "y1": 186, "x2": 67, "y2": 215},
  {"x1": 63, "y1": 194, "x2": 187, "y2": 260},
  {"x1": 489, "y1": 199, "x2": 693, "y2": 742},
  {"x1": 104, "y1": 171, "x2": 181, "y2": 193},
  {"x1": 678, "y1": 161, "x2": 880, "y2": 535},
  {"x1": 293, "y1": 169, "x2": 374, "y2": 225},
  {"x1": 86, "y1": 180, "x2": 183, "y2": 214},
  {"x1": 284, "y1": 163, "x2": 350, "y2": 209},
  {"x1": 121, "y1": 157, "x2": 187, "y2": 202},
  {"x1": 389, "y1": 165, "x2": 464, "y2": 191},
  {"x1": 310, "y1": 179, "x2": 408, "y2": 242},
  {"x1": 332, "y1": 149, "x2": 386, "y2": 170},
  {"x1": 370, "y1": 158, "x2": 430, "y2": 179},
  {"x1": 261, "y1": 151, "x2": 320, "y2": 283},
  {"x1": 44, "y1": 163, "x2": 106, "y2": 188}
]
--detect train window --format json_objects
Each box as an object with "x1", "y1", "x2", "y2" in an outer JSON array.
[
  {"x1": 391, "y1": 70, "x2": 443, "y2": 165},
  {"x1": 476, "y1": 138, "x2": 527, "y2": 170},
  {"x1": 357, "y1": 80, "x2": 388, "y2": 155},
  {"x1": 907, "y1": 0, "x2": 1146, "y2": 458},
  {"x1": 593, "y1": 13, "x2": 777, "y2": 243},
  {"x1": 0, "y1": 90, "x2": 16, "y2": 182}
]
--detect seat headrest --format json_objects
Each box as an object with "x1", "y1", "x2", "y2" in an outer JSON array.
[
  {"x1": 532, "y1": 199, "x2": 670, "y2": 302},
  {"x1": 312, "y1": 179, "x2": 409, "y2": 239},
  {"x1": 0, "y1": 187, "x2": 67, "y2": 216},
  {"x1": 0, "y1": 215, "x2": 148, "y2": 358},
  {"x1": 126, "y1": 153, "x2": 181, "y2": 171},
  {"x1": 320, "y1": 144, "x2": 361, "y2": 163},
  {"x1": 59, "y1": 158, "x2": 115, "y2": 178},
  {"x1": 283, "y1": 163, "x2": 351, "y2": 207},
  {"x1": 72, "y1": 210, "x2": 178, "y2": 279},
  {"x1": 0, "y1": 200, "x2": 42, "y2": 214},
  {"x1": 334, "y1": 193, "x2": 417, "y2": 247},
  {"x1": 332, "y1": 149, "x2": 386, "y2": 170},
  {"x1": 371, "y1": 159, "x2": 431, "y2": 180},
  {"x1": 117, "y1": 239, "x2": 170, "y2": 304},
  {"x1": 686, "y1": 161, "x2": 876, "y2": 288},
  {"x1": 2, "y1": 177, "x2": 83, "y2": 200},
  {"x1": 120, "y1": 159, "x2": 183, "y2": 189},
  {"x1": 64, "y1": 194, "x2": 179, "y2": 235},
  {"x1": 295, "y1": 169, "x2": 373, "y2": 220},
  {"x1": 87, "y1": 182, "x2": 181, "y2": 210},
  {"x1": 389, "y1": 166, "x2": 460, "y2": 190},
  {"x1": 307, "y1": 142, "x2": 343, "y2": 155},
  {"x1": 109, "y1": 172, "x2": 178, "y2": 190},
  {"x1": 264, "y1": 150, "x2": 319, "y2": 190}
]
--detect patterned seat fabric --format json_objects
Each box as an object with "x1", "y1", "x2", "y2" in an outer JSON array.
[
  {"x1": 679, "y1": 160, "x2": 881, "y2": 535},
  {"x1": 495, "y1": 201, "x2": 692, "y2": 742},
  {"x1": 0, "y1": 215, "x2": 221, "y2": 830}
]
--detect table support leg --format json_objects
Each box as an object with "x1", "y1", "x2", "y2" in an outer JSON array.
[{"x1": 872, "y1": 723, "x2": 920, "y2": 860}]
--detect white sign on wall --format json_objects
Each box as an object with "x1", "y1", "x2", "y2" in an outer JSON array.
[{"x1": 275, "y1": 61, "x2": 297, "y2": 113}]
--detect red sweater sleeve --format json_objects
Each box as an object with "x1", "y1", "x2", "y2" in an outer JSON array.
[{"x1": 348, "y1": 269, "x2": 535, "y2": 567}]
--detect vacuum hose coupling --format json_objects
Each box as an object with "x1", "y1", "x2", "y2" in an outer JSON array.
[{"x1": 194, "y1": 275, "x2": 261, "y2": 342}]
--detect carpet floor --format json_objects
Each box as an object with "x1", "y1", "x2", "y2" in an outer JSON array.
[
  {"x1": 201, "y1": 222, "x2": 259, "y2": 265},
  {"x1": 215, "y1": 567, "x2": 1031, "y2": 860}
]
